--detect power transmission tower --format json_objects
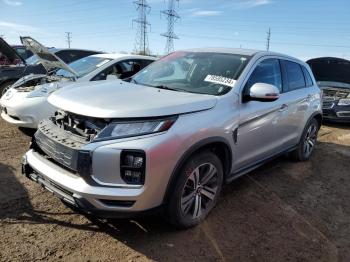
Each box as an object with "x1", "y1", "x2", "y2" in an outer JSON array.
[
  {"x1": 266, "y1": 27, "x2": 271, "y2": 51},
  {"x1": 65, "y1": 32, "x2": 72, "y2": 48},
  {"x1": 161, "y1": 0, "x2": 180, "y2": 54},
  {"x1": 133, "y1": 0, "x2": 151, "y2": 55}
]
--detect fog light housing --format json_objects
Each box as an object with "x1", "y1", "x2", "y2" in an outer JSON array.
[{"x1": 121, "y1": 150, "x2": 146, "y2": 185}]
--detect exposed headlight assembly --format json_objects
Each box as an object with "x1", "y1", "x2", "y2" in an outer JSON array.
[
  {"x1": 94, "y1": 116, "x2": 177, "y2": 141},
  {"x1": 338, "y1": 98, "x2": 350, "y2": 106}
]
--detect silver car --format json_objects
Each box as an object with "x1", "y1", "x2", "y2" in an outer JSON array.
[{"x1": 22, "y1": 48, "x2": 322, "y2": 228}]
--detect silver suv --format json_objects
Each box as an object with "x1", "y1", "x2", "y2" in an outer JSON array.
[{"x1": 22, "y1": 48, "x2": 322, "y2": 228}]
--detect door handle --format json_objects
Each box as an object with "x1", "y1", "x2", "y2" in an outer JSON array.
[
  {"x1": 279, "y1": 104, "x2": 288, "y2": 112},
  {"x1": 306, "y1": 94, "x2": 312, "y2": 101}
]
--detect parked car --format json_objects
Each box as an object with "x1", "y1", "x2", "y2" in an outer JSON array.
[
  {"x1": 22, "y1": 48, "x2": 322, "y2": 228},
  {"x1": 0, "y1": 53, "x2": 156, "y2": 128},
  {"x1": 0, "y1": 36, "x2": 100, "y2": 94},
  {"x1": 307, "y1": 57, "x2": 350, "y2": 122}
]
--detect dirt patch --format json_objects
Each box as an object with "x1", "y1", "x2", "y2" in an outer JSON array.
[{"x1": 0, "y1": 119, "x2": 349, "y2": 261}]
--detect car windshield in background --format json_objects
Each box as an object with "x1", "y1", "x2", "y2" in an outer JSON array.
[
  {"x1": 133, "y1": 51, "x2": 251, "y2": 96},
  {"x1": 56, "y1": 56, "x2": 112, "y2": 78},
  {"x1": 25, "y1": 54, "x2": 39, "y2": 65}
]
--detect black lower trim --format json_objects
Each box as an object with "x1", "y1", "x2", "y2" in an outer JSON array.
[
  {"x1": 226, "y1": 145, "x2": 297, "y2": 183},
  {"x1": 74, "y1": 198, "x2": 162, "y2": 219},
  {"x1": 22, "y1": 162, "x2": 161, "y2": 219}
]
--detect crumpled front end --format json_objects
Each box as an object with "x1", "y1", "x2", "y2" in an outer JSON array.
[
  {"x1": 21, "y1": 110, "x2": 182, "y2": 215},
  {"x1": 0, "y1": 75, "x2": 69, "y2": 128}
]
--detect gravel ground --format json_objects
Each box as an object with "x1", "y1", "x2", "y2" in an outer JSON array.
[{"x1": 0, "y1": 118, "x2": 349, "y2": 262}]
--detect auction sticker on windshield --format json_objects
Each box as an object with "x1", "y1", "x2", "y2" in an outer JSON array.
[{"x1": 204, "y1": 75, "x2": 236, "y2": 87}]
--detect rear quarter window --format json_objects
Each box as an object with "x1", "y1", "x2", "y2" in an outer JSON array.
[{"x1": 302, "y1": 66, "x2": 313, "y2": 86}]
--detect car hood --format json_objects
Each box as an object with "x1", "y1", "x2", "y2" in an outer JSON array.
[
  {"x1": 48, "y1": 80, "x2": 217, "y2": 118},
  {"x1": 0, "y1": 37, "x2": 26, "y2": 65},
  {"x1": 20, "y1": 36, "x2": 78, "y2": 77},
  {"x1": 307, "y1": 57, "x2": 350, "y2": 85}
]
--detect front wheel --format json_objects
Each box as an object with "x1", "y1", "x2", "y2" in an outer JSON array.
[
  {"x1": 291, "y1": 118, "x2": 319, "y2": 161},
  {"x1": 165, "y1": 151, "x2": 223, "y2": 228}
]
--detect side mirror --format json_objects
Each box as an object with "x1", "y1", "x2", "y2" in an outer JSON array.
[{"x1": 249, "y1": 83, "x2": 280, "y2": 101}]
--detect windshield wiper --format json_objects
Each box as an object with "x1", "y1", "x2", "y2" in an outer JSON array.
[
  {"x1": 154, "y1": 85, "x2": 178, "y2": 91},
  {"x1": 153, "y1": 85, "x2": 191, "y2": 93}
]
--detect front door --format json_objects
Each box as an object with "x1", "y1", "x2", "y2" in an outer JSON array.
[{"x1": 233, "y1": 58, "x2": 285, "y2": 171}]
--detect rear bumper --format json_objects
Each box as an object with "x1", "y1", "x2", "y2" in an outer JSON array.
[{"x1": 22, "y1": 149, "x2": 160, "y2": 217}]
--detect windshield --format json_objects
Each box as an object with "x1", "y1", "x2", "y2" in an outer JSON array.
[
  {"x1": 55, "y1": 56, "x2": 112, "y2": 78},
  {"x1": 133, "y1": 51, "x2": 250, "y2": 95}
]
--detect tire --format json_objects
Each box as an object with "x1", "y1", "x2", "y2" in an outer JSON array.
[
  {"x1": 291, "y1": 118, "x2": 319, "y2": 161},
  {"x1": 165, "y1": 150, "x2": 224, "y2": 229},
  {"x1": 0, "y1": 80, "x2": 16, "y2": 97},
  {"x1": 18, "y1": 127, "x2": 36, "y2": 137}
]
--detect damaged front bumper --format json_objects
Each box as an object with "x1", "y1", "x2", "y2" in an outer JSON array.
[{"x1": 21, "y1": 149, "x2": 159, "y2": 218}]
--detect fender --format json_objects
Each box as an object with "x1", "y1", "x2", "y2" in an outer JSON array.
[
  {"x1": 162, "y1": 136, "x2": 232, "y2": 204},
  {"x1": 297, "y1": 111, "x2": 323, "y2": 141}
]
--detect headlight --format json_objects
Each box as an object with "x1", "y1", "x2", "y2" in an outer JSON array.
[
  {"x1": 338, "y1": 98, "x2": 350, "y2": 106},
  {"x1": 3, "y1": 88, "x2": 15, "y2": 100},
  {"x1": 94, "y1": 116, "x2": 177, "y2": 141}
]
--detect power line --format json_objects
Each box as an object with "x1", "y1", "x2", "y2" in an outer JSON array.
[
  {"x1": 133, "y1": 0, "x2": 151, "y2": 55},
  {"x1": 161, "y1": 0, "x2": 180, "y2": 54},
  {"x1": 177, "y1": 33, "x2": 350, "y2": 49},
  {"x1": 266, "y1": 27, "x2": 271, "y2": 51},
  {"x1": 65, "y1": 32, "x2": 72, "y2": 48}
]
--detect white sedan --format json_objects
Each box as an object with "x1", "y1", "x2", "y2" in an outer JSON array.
[{"x1": 0, "y1": 52, "x2": 156, "y2": 128}]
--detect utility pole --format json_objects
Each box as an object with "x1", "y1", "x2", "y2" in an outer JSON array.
[
  {"x1": 266, "y1": 27, "x2": 271, "y2": 51},
  {"x1": 133, "y1": 0, "x2": 151, "y2": 55},
  {"x1": 65, "y1": 32, "x2": 72, "y2": 48},
  {"x1": 161, "y1": 0, "x2": 180, "y2": 54}
]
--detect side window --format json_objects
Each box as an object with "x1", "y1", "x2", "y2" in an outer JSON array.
[
  {"x1": 284, "y1": 60, "x2": 306, "y2": 91},
  {"x1": 92, "y1": 62, "x2": 123, "y2": 81},
  {"x1": 92, "y1": 60, "x2": 144, "y2": 81},
  {"x1": 14, "y1": 48, "x2": 26, "y2": 59},
  {"x1": 302, "y1": 66, "x2": 313, "y2": 87},
  {"x1": 119, "y1": 60, "x2": 143, "y2": 79},
  {"x1": 245, "y1": 58, "x2": 282, "y2": 93}
]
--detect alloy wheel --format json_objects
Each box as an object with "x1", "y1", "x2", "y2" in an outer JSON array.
[
  {"x1": 303, "y1": 123, "x2": 318, "y2": 158},
  {"x1": 180, "y1": 163, "x2": 219, "y2": 219}
]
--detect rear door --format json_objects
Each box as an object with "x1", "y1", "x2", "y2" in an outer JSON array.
[{"x1": 276, "y1": 60, "x2": 311, "y2": 148}]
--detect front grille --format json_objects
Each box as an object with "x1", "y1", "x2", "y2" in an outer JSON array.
[
  {"x1": 322, "y1": 101, "x2": 335, "y2": 109},
  {"x1": 323, "y1": 88, "x2": 349, "y2": 99},
  {"x1": 34, "y1": 119, "x2": 88, "y2": 172}
]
